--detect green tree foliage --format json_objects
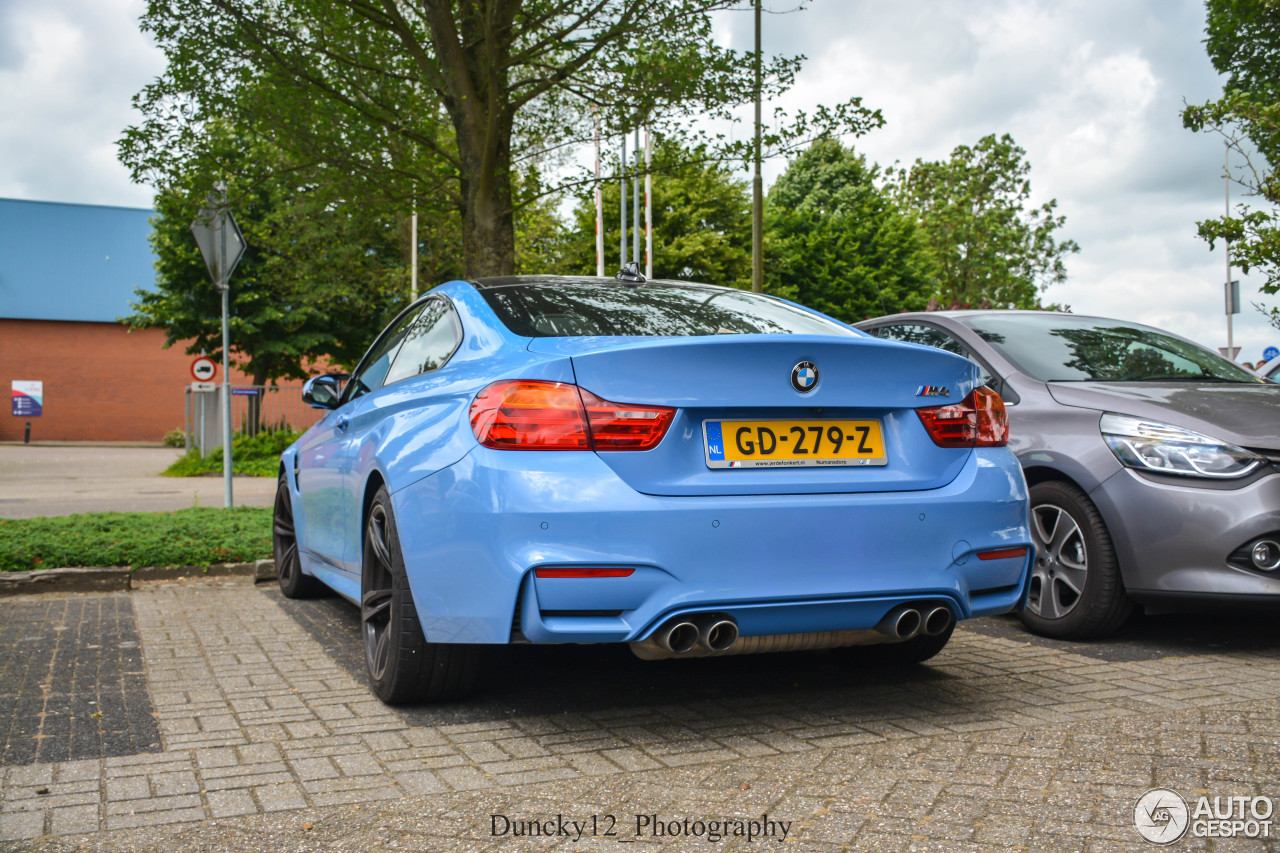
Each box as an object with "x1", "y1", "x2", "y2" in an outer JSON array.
[
  {"x1": 121, "y1": 0, "x2": 878, "y2": 278},
  {"x1": 893, "y1": 134, "x2": 1079, "y2": 309},
  {"x1": 765, "y1": 138, "x2": 936, "y2": 322},
  {"x1": 562, "y1": 138, "x2": 750, "y2": 285},
  {"x1": 513, "y1": 168, "x2": 572, "y2": 275},
  {"x1": 1182, "y1": 0, "x2": 1280, "y2": 316},
  {"x1": 127, "y1": 124, "x2": 426, "y2": 385}
]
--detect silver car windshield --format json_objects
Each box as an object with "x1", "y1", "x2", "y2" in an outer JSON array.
[{"x1": 963, "y1": 314, "x2": 1263, "y2": 383}]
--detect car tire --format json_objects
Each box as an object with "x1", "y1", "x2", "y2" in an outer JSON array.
[
  {"x1": 1019, "y1": 480, "x2": 1131, "y2": 640},
  {"x1": 361, "y1": 485, "x2": 481, "y2": 705},
  {"x1": 273, "y1": 472, "x2": 324, "y2": 599},
  {"x1": 834, "y1": 622, "x2": 955, "y2": 667}
]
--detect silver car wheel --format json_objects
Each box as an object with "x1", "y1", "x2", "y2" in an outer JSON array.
[{"x1": 1027, "y1": 503, "x2": 1089, "y2": 619}]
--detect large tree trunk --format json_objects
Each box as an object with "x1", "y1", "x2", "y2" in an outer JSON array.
[
  {"x1": 458, "y1": 138, "x2": 516, "y2": 277},
  {"x1": 420, "y1": 0, "x2": 520, "y2": 278}
]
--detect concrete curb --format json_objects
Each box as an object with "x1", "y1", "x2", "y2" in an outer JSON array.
[
  {"x1": 0, "y1": 566, "x2": 131, "y2": 596},
  {"x1": 0, "y1": 559, "x2": 275, "y2": 596}
]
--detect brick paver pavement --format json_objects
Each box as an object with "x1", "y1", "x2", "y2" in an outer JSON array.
[
  {"x1": 0, "y1": 594, "x2": 160, "y2": 767},
  {"x1": 1, "y1": 576, "x2": 1278, "y2": 850}
]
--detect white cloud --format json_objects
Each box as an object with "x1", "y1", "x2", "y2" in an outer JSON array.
[
  {"x1": 0, "y1": 0, "x2": 163, "y2": 207},
  {"x1": 712, "y1": 0, "x2": 1276, "y2": 361},
  {"x1": 2, "y1": 0, "x2": 1277, "y2": 362}
]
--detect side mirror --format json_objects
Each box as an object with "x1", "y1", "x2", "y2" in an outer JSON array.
[{"x1": 302, "y1": 374, "x2": 347, "y2": 410}]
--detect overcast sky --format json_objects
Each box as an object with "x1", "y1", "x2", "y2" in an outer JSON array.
[{"x1": 1, "y1": 0, "x2": 1275, "y2": 362}]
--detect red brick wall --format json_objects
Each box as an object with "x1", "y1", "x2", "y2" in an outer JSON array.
[{"x1": 0, "y1": 319, "x2": 255, "y2": 442}]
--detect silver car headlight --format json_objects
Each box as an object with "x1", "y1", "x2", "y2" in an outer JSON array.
[{"x1": 1100, "y1": 413, "x2": 1265, "y2": 479}]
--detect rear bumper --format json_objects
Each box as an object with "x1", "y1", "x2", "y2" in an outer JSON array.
[{"x1": 392, "y1": 447, "x2": 1032, "y2": 644}]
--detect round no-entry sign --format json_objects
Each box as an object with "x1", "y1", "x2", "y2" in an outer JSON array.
[{"x1": 191, "y1": 357, "x2": 217, "y2": 382}]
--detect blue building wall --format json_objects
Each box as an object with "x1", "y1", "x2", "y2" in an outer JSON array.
[{"x1": 0, "y1": 197, "x2": 158, "y2": 323}]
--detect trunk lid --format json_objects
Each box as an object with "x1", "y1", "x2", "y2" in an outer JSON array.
[{"x1": 529, "y1": 335, "x2": 981, "y2": 496}]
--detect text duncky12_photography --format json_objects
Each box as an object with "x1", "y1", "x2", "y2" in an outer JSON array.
[{"x1": 490, "y1": 812, "x2": 792, "y2": 843}]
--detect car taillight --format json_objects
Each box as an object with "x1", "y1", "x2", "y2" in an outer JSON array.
[
  {"x1": 470, "y1": 380, "x2": 590, "y2": 449},
  {"x1": 470, "y1": 380, "x2": 674, "y2": 451},
  {"x1": 916, "y1": 387, "x2": 1009, "y2": 448},
  {"x1": 579, "y1": 388, "x2": 675, "y2": 450}
]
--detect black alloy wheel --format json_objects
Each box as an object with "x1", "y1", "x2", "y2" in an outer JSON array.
[
  {"x1": 1019, "y1": 480, "x2": 1131, "y2": 639},
  {"x1": 274, "y1": 472, "x2": 322, "y2": 598},
  {"x1": 361, "y1": 485, "x2": 481, "y2": 704}
]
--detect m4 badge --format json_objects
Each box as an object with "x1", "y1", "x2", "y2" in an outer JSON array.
[{"x1": 916, "y1": 385, "x2": 950, "y2": 397}]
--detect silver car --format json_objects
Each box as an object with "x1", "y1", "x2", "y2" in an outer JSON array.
[{"x1": 857, "y1": 311, "x2": 1280, "y2": 639}]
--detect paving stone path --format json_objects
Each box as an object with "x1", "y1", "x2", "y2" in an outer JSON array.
[{"x1": 2, "y1": 577, "x2": 1278, "y2": 850}]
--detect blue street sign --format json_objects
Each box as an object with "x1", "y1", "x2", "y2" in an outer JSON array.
[
  {"x1": 1264, "y1": 346, "x2": 1279, "y2": 362},
  {"x1": 231, "y1": 388, "x2": 260, "y2": 396}
]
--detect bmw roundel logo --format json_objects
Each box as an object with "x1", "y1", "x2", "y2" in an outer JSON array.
[{"x1": 791, "y1": 361, "x2": 819, "y2": 393}]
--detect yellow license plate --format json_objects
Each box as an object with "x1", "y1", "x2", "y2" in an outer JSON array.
[{"x1": 702, "y1": 419, "x2": 887, "y2": 468}]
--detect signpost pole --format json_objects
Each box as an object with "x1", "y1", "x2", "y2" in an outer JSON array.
[
  {"x1": 214, "y1": 181, "x2": 233, "y2": 508},
  {"x1": 190, "y1": 181, "x2": 246, "y2": 508},
  {"x1": 220, "y1": 281, "x2": 233, "y2": 508}
]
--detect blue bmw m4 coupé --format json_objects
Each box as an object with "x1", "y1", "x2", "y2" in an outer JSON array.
[{"x1": 274, "y1": 274, "x2": 1033, "y2": 704}]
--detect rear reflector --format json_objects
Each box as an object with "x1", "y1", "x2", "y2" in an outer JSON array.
[
  {"x1": 977, "y1": 547, "x2": 1028, "y2": 561},
  {"x1": 471, "y1": 380, "x2": 674, "y2": 451},
  {"x1": 534, "y1": 568, "x2": 636, "y2": 578},
  {"x1": 917, "y1": 387, "x2": 1009, "y2": 448}
]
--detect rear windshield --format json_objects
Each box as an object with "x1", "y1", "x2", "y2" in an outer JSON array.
[
  {"x1": 478, "y1": 281, "x2": 856, "y2": 337},
  {"x1": 962, "y1": 313, "x2": 1262, "y2": 383}
]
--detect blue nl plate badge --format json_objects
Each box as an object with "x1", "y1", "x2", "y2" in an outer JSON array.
[{"x1": 705, "y1": 421, "x2": 726, "y2": 462}]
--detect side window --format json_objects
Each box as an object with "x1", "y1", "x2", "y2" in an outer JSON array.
[
  {"x1": 344, "y1": 306, "x2": 425, "y2": 403},
  {"x1": 871, "y1": 322, "x2": 997, "y2": 388},
  {"x1": 383, "y1": 298, "x2": 461, "y2": 386}
]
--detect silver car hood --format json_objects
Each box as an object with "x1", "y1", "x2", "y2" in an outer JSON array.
[{"x1": 1046, "y1": 381, "x2": 1280, "y2": 450}]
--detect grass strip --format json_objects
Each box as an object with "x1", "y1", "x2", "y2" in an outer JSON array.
[{"x1": 0, "y1": 507, "x2": 272, "y2": 572}]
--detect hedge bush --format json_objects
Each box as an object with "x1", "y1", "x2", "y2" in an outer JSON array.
[
  {"x1": 164, "y1": 430, "x2": 300, "y2": 478},
  {"x1": 0, "y1": 507, "x2": 273, "y2": 572}
]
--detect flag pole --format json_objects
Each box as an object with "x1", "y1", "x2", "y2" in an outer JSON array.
[{"x1": 645, "y1": 127, "x2": 653, "y2": 279}]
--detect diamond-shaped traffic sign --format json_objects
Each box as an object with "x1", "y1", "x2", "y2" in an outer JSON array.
[{"x1": 191, "y1": 204, "x2": 246, "y2": 289}]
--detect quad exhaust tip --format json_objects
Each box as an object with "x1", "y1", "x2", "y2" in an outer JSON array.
[
  {"x1": 880, "y1": 607, "x2": 922, "y2": 639},
  {"x1": 651, "y1": 614, "x2": 739, "y2": 655},
  {"x1": 656, "y1": 620, "x2": 700, "y2": 654},
  {"x1": 895, "y1": 608, "x2": 922, "y2": 638},
  {"x1": 876, "y1": 603, "x2": 954, "y2": 640},
  {"x1": 700, "y1": 617, "x2": 739, "y2": 652},
  {"x1": 638, "y1": 602, "x2": 953, "y2": 660},
  {"x1": 923, "y1": 605, "x2": 954, "y2": 636}
]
